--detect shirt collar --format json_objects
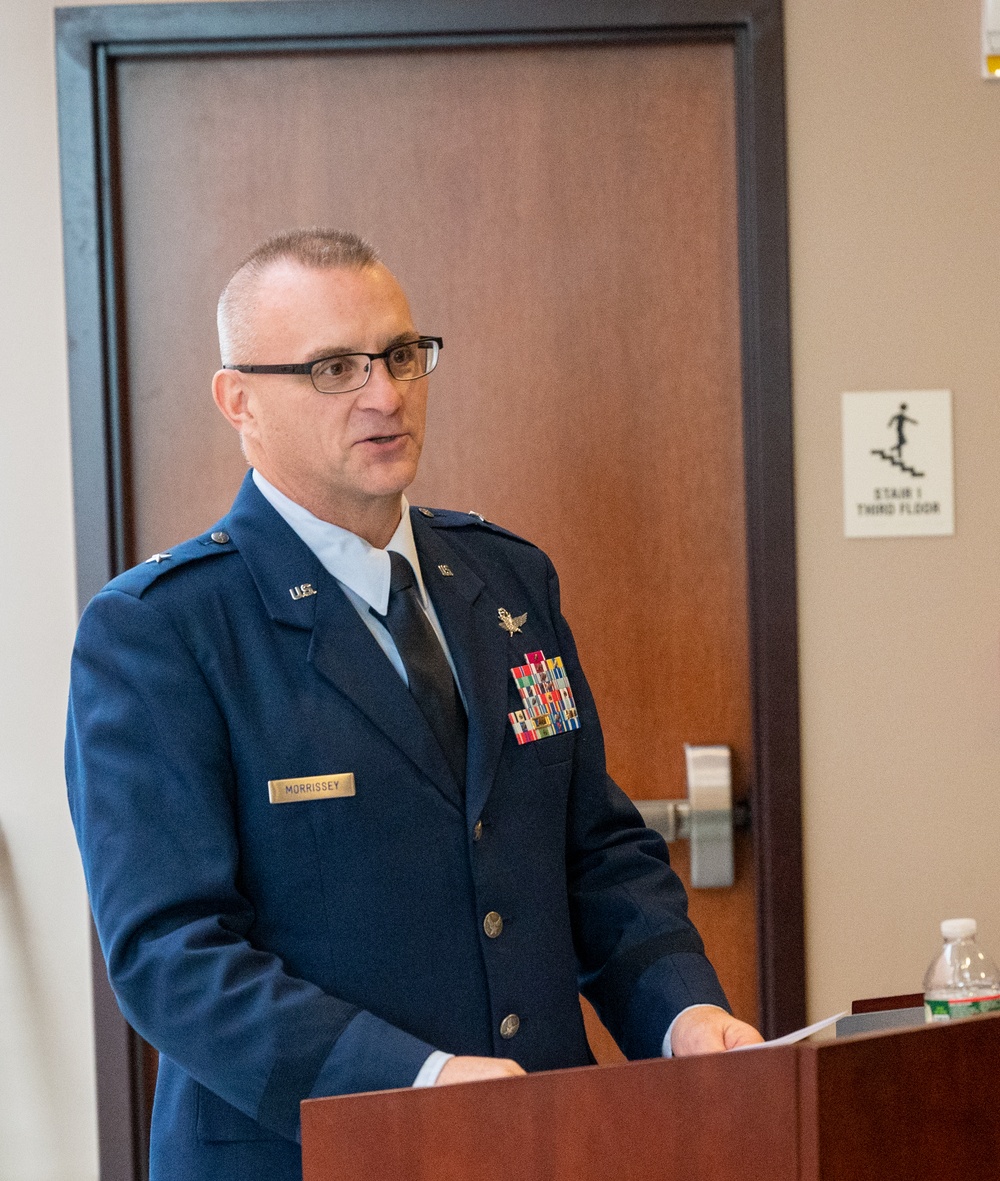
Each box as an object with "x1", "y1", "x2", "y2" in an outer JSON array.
[{"x1": 251, "y1": 469, "x2": 427, "y2": 616}]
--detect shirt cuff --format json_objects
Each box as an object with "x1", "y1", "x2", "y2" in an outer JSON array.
[
  {"x1": 662, "y1": 1004, "x2": 728, "y2": 1057},
  {"x1": 412, "y1": 1049, "x2": 454, "y2": 1087}
]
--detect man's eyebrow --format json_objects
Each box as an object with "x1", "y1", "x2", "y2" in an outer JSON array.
[
  {"x1": 303, "y1": 333, "x2": 421, "y2": 364},
  {"x1": 302, "y1": 344, "x2": 357, "y2": 363}
]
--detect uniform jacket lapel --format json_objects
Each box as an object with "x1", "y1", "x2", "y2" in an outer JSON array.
[
  {"x1": 411, "y1": 513, "x2": 510, "y2": 829},
  {"x1": 223, "y1": 475, "x2": 462, "y2": 811}
]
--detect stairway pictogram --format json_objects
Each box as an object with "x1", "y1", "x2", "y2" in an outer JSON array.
[
  {"x1": 869, "y1": 448, "x2": 925, "y2": 478},
  {"x1": 871, "y1": 402, "x2": 924, "y2": 477}
]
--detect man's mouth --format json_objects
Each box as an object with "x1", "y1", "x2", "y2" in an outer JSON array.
[{"x1": 364, "y1": 433, "x2": 403, "y2": 445}]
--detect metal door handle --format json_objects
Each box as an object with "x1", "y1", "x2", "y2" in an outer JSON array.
[{"x1": 635, "y1": 745, "x2": 748, "y2": 889}]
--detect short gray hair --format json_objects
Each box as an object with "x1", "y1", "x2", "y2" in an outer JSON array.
[{"x1": 217, "y1": 228, "x2": 381, "y2": 365}]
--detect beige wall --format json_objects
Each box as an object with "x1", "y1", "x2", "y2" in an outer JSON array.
[
  {"x1": 786, "y1": 0, "x2": 1000, "y2": 1018},
  {"x1": 0, "y1": 0, "x2": 997, "y2": 1174},
  {"x1": 1, "y1": 0, "x2": 93, "y2": 1175},
  {"x1": 1, "y1": 2, "x2": 164, "y2": 1175}
]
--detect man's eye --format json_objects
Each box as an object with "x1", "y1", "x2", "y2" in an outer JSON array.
[
  {"x1": 390, "y1": 344, "x2": 417, "y2": 366},
  {"x1": 316, "y1": 357, "x2": 355, "y2": 379}
]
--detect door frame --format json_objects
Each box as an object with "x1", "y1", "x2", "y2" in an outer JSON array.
[{"x1": 56, "y1": 3, "x2": 802, "y2": 1178}]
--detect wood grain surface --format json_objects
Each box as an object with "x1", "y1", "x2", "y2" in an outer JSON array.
[
  {"x1": 114, "y1": 37, "x2": 756, "y2": 1031},
  {"x1": 303, "y1": 1016, "x2": 1000, "y2": 1181},
  {"x1": 800, "y1": 1015, "x2": 1000, "y2": 1181},
  {"x1": 302, "y1": 1048, "x2": 799, "y2": 1181}
]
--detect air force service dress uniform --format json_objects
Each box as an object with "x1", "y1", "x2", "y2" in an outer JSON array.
[{"x1": 66, "y1": 471, "x2": 729, "y2": 1181}]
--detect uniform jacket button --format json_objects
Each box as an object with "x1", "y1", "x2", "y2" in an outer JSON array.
[
  {"x1": 210, "y1": 530, "x2": 230, "y2": 544},
  {"x1": 483, "y1": 911, "x2": 503, "y2": 938},
  {"x1": 499, "y1": 1014, "x2": 520, "y2": 1039}
]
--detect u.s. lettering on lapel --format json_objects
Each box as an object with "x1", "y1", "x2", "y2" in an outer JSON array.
[{"x1": 508, "y1": 651, "x2": 580, "y2": 745}]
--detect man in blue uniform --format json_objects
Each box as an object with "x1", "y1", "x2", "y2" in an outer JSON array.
[{"x1": 66, "y1": 229, "x2": 761, "y2": 1181}]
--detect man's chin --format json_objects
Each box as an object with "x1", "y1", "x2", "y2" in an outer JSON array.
[{"x1": 353, "y1": 456, "x2": 421, "y2": 503}]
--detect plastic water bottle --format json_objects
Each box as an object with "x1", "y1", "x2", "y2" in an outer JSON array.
[{"x1": 923, "y1": 918, "x2": 1000, "y2": 1022}]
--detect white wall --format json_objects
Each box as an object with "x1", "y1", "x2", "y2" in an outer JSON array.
[
  {"x1": 785, "y1": 0, "x2": 1000, "y2": 1018},
  {"x1": 1, "y1": 0, "x2": 998, "y2": 1175},
  {"x1": 0, "y1": 0, "x2": 95, "y2": 1175}
]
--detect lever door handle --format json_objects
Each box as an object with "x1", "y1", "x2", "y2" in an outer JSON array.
[{"x1": 635, "y1": 745, "x2": 748, "y2": 889}]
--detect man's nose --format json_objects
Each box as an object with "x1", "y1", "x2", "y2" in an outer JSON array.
[{"x1": 357, "y1": 358, "x2": 405, "y2": 411}]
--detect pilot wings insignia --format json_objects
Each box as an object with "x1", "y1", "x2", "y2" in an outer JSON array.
[{"x1": 498, "y1": 607, "x2": 527, "y2": 636}]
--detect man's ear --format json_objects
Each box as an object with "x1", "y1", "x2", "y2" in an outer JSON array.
[{"x1": 212, "y1": 368, "x2": 252, "y2": 434}]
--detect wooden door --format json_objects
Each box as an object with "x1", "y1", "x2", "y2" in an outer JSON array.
[
  {"x1": 114, "y1": 41, "x2": 754, "y2": 1044},
  {"x1": 57, "y1": 5, "x2": 802, "y2": 1176}
]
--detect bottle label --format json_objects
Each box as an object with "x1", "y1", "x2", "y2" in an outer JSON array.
[{"x1": 925, "y1": 994, "x2": 1000, "y2": 1022}]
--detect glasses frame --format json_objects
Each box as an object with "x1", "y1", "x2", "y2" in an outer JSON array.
[{"x1": 224, "y1": 336, "x2": 443, "y2": 394}]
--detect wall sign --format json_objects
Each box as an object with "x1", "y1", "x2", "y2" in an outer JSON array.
[{"x1": 842, "y1": 390, "x2": 954, "y2": 538}]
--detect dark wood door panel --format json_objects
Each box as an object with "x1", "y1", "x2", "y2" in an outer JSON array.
[
  {"x1": 115, "y1": 38, "x2": 755, "y2": 1028},
  {"x1": 117, "y1": 40, "x2": 748, "y2": 772}
]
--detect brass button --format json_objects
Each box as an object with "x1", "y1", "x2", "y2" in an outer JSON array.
[
  {"x1": 499, "y1": 1014, "x2": 520, "y2": 1039},
  {"x1": 210, "y1": 530, "x2": 230, "y2": 544},
  {"x1": 483, "y1": 911, "x2": 503, "y2": 938},
  {"x1": 472, "y1": 820, "x2": 483, "y2": 842}
]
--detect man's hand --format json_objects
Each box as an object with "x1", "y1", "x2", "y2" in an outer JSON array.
[
  {"x1": 670, "y1": 1005, "x2": 764, "y2": 1056},
  {"x1": 434, "y1": 1056, "x2": 527, "y2": 1085}
]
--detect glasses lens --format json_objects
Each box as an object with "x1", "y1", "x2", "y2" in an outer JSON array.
[
  {"x1": 386, "y1": 339, "x2": 438, "y2": 381},
  {"x1": 311, "y1": 354, "x2": 370, "y2": 394}
]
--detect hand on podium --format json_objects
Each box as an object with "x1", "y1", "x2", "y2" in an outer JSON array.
[
  {"x1": 670, "y1": 1006, "x2": 764, "y2": 1056},
  {"x1": 435, "y1": 1056, "x2": 527, "y2": 1085}
]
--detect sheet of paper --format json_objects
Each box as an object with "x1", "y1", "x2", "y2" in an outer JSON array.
[{"x1": 734, "y1": 1010, "x2": 850, "y2": 1050}]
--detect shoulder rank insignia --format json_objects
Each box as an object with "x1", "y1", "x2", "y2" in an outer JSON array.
[
  {"x1": 145, "y1": 552, "x2": 172, "y2": 564},
  {"x1": 498, "y1": 607, "x2": 527, "y2": 636}
]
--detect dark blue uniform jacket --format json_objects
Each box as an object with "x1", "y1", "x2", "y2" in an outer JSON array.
[{"x1": 66, "y1": 472, "x2": 728, "y2": 1181}]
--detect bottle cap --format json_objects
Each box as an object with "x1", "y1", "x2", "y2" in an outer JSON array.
[{"x1": 941, "y1": 918, "x2": 977, "y2": 940}]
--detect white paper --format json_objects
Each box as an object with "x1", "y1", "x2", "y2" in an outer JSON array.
[{"x1": 734, "y1": 1010, "x2": 849, "y2": 1050}]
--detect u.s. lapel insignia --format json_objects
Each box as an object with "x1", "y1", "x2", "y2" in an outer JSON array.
[
  {"x1": 438, "y1": 564, "x2": 454, "y2": 577},
  {"x1": 289, "y1": 583, "x2": 317, "y2": 601},
  {"x1": 498, "y1": 607, "x2": 527, "y2": 636},
  {"x1": 508, "y1": 650, "x2": 580, "y2": 744}
]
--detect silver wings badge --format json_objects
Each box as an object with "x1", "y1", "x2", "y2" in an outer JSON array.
[{"x1": 498, "y1": 607, "x2": 527, "y2": 636}]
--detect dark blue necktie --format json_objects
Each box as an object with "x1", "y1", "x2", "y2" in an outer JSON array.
[{"x1": 371, "y1": 552, "x2": 467, "y2": 789}]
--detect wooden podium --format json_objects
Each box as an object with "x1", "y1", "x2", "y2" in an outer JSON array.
[{"x1": 301, "y1": 1015, "x2": 1000, "y2": 1180}]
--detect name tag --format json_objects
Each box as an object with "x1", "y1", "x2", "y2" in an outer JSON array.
[{"x1": 268, "y1": 773, "x2": 356, "y2": 804}]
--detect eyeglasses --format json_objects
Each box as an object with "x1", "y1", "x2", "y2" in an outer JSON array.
[{"x1": 224, "y1": 336, "x2": 443, "y2": 395}]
